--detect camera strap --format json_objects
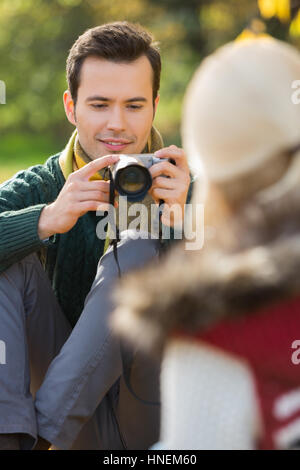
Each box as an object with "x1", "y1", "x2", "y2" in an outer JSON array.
[
  {"x1": 104, "y1": 167, "x2": 122, "y2": 277},
  {"x1": 103, "y1": 170, "x2": 161, "y2": 407}
]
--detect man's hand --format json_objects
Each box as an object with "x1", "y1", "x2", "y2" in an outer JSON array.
[
  {"x1": 148, "y1": 145, "x2": 191, "y2": 227},
  {"x1": 38, "y1": 154, "x2": 119, "y2": 240}
]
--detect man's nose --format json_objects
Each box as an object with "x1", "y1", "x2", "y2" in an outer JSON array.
[{"x1": 106, "y1": 106, "x2": 126, "y2": 132}]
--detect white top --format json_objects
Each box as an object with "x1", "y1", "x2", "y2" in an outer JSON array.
[{"x1": 152, "y1": 338, "x2": 261, "y2": 450}]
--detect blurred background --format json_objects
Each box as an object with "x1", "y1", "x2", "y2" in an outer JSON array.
[{"x1": 1, "y1": 0, "x2": 300, "y2": 183}]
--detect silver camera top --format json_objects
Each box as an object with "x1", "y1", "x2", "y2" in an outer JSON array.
[{"x1": 114, "y1": 153, "x2": 168, "y2": 169}]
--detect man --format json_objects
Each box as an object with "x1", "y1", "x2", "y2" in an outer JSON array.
[{"x1": 0, "y1": 21, "x2": 191, "y2": 450}]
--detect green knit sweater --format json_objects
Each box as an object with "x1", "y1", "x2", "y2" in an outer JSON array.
[
  {"x1": 0, "y1": 152, "x2": 189, "y2": 327},
  {"x1": 0, "y1": 153, "x2": 110, "y2": 327}
]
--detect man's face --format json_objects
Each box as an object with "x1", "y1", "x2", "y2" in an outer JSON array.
[{"x1": 64, "y1": 55, "x2": 160, "y2": 159}]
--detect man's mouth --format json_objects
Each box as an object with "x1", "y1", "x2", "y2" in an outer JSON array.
[{"x1": 98, "y1": 139, "x2": 132, "y2": 152}]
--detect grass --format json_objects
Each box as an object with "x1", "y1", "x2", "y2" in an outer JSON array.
[
  {"x1": 0, "y1": 165, "x2": 26, "y2": 184},
  {"x1": 0, "y1": 133, "x2": 60, "y2": 184}
]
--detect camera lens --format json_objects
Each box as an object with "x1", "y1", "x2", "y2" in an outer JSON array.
[
  {"x1": 115, "y1": 164, "x2": 152, "y2": 201},
  {"x1": 119, "y1": 166, "x2": 147, "y2": 192}
]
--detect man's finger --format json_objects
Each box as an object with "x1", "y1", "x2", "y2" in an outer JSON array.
[
  {"x1": 79, "y1": 180, "x2": 110, "y2": 193},
  {"x1": 77, "y1": 200, "x2": 111, "y2": 214},
  {"x1": 78, "y1": 190, "x2": 110, "y2": 203},
  {"x1": 149, "y1": 160, "x2": 181, "y2": 179},
  {"x1": 151, "y1": 187, "x2": 178, "y2": 201},
  {"x1": 75, "y1": 154, "x2": 120, "y2": 181},
  {"x1": 154, "y1": 146, "x2": 189, "y2": 170},
  {"x1": 151, "y1": 176, "x2": 176, "y2": 190}
]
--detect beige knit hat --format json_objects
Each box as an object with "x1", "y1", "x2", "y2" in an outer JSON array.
[{"x1": 182, "y1": 37, "x2": 300, "y2": 198}]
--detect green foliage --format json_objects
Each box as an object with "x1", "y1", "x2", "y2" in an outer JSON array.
[
  {"x1": 0, "y1": 0, "x2": 298, "y2": 177},
  {"x1": 0, "y1": 133, "x2": 59, "y2": 183}
]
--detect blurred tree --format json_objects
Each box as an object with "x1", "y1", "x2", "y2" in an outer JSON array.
[
  {"x1": 258, "y1": 0, "x2": 300, "y2": 36},
  {"x1": 258, "y1": 0, "x2": 291, "y2": 21},
  {"x1": 0, "y1": 0, "x2": 299, "y2": 163},
  {"x1": 0, "y1": 0, "x2": 168, "y2": 149}
]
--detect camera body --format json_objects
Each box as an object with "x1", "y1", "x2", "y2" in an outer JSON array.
[{"x1": 109, "y1": 153, "x2": 169, "y2": 202}]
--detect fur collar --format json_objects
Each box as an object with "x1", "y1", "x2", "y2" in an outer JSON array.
[{"x1": 112, "y1": 192, "x2": 300, "y2": 352}]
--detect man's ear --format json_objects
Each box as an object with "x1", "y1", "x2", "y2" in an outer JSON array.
[
  {"x1": 63, "y1": 90, "x2": 76, "y2": 126},
  {"x1": 153, "y1": 94, "x2": 160, "y2": 119}
]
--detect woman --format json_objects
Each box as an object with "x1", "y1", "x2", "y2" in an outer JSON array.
[{"x1": 112, "y1": 37, "x2": 300, "y2": 450}]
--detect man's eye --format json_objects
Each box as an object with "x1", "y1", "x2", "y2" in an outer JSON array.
[
  {"x1": 90, "y1": 104, "x2": 142, "y2": 110},
  {"x1": 91, "y1": 104, "x2": 107, "y2": 109}
]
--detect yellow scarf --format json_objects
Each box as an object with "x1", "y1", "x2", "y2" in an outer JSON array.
[{"x1": 59, "y1": 127, "x2": 164, "y2": 181}]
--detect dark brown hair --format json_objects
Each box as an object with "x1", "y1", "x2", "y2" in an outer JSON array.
[{"x1": 66, "y1": 21, "x2": 161, "y2": 106}]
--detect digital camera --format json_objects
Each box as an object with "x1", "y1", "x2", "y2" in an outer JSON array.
[{"x1": 109, "y1": 153, "x2": 170, "y2": 202}]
